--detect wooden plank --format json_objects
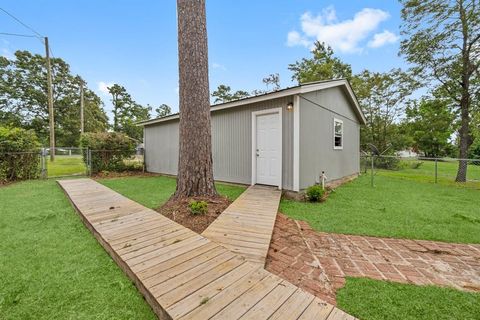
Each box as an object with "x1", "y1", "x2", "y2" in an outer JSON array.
[
  {"x1": 166, "y1": 262, "x2": 258, "y2": 319},
  {"x1": 130, "y1": 237, "x2": 210, "y2": 273},
  {"x1": 268, "y1": 288, "x2": 315, "y2": 320},
  {"x1": 239, "y1": 280, "x2": 297, "y2": 319},
  {"x1": 136, "y1": 242, "x2": 219, "y2": 280},
  {"x1": 159, "y1": 256, "x2": 246, "y2": 308},
  {"x1": 209, "y1": 273, "x2": 282, "y2": 319},
  {"x1": 120, "y1": 230, "x2": 197, "y2": 261},
  {"x1": 179, "y1": 268, "x2": 269, "y2": 320},
  {"x1": 297, "y1": 299, "x2": 334, "y2": 320},
  {"x1": 327, "y1": 308, "x2": 357, "y2": 320},
  {"x1": 116, "y1": 228, "x2": 192, "y2": 255},
  {"x1": 58, "y1": 178, "x2": 355, "y2": 320},
  {"x1": 141, "y1": 245, "x2": 226, "y2": 287},
  {"x1": 126, "y1": 234, "x2": 205, "y2": 266},
  {"x1": 202, "y1": 185, "x2": 280, "y2": 266},
  {"x1": 151, "y1": 250, "x2": 237, "y2": 297}
]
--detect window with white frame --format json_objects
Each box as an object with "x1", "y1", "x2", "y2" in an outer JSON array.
[{"x1": 333, "y1": 118, "x2": 343, "y2": 149}]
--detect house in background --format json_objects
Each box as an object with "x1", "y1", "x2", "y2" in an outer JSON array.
[{"x1": 138, "y1": 79, "x2": 366, "y2": 192}]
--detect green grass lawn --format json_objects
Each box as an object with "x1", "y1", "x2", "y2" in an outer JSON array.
[
  {"x1": 99, "y1": 175, "x2": 246, "y2": 209},
  {"x1": 47, "y1": 155, "x2": 86, "y2": 177},
  {"x1": 337, "y1": 278, "x2": 480, "y2": 320},
  {"x1": 0, "y1": 176, "x2": 245, "y2": 319},
  {"x1": 0, "y1": 179, "x2": 156, "y2": 319},
  {"x1": 280, "y1": 174, "x2": 480, "y2": 243},
  {"x1": 373, "y1": 159, "x2": 480, "y2": 189}
]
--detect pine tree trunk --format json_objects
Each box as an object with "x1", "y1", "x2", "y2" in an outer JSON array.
[
  {"x1": 455, "y1": 102, "x2": 471, "y2": 182},
  {"x1": 455, "y1": 4, "x2": 473, "y2": 183},
  {"x1": 174, "y1": 0, "x2": 217, "y2": 198}
]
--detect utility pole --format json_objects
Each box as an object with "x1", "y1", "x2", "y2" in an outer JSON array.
[
  {"x1": 80, "y1": 80, "x2": 84, "y2": 134},
  {"x1": 45, "y1": 36, "x2": 55, "y2": 161}
]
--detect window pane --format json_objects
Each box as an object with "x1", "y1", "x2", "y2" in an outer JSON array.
[
  {"x1": 335, "y1": 136, "x2": 342, "y2": 147},
  {"x1": 335, "y1": 121, "x2": 342, "y2": 135}
]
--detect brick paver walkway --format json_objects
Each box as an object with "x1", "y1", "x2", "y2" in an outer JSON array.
[{"x1": 266, "y1": 214, "x2": 480, "y2": 305}]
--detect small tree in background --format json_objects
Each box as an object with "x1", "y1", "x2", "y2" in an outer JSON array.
[
  {"x1": 108, "y1": 84, "x2": 151, "y2": 141},
  {"x1": 288, "y1": 41, "x2": 352, "y2": 84},
  {"x1": 212, "y1": 85, "x2": 250, "y2": 103},
  {"x1": 404, "y1": 98, "x2": 456, "y2": 157},
  {"x1": 400, "y1": 0, "x2": 480, "y2": 181},
  {"x1": 154, "y1": 104, "x2": 172, "y2": 118}
]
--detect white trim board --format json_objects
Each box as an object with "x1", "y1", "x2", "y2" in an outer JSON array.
[
  {"x1": 333, "y1": 118, "x2": 344, "y2": 150},
  {"x1": 251, "y1": 107, "x2": 283, "y2": 189},
  {"x1": 293, "y1": 95, "x2": 300, "y2": 192}
]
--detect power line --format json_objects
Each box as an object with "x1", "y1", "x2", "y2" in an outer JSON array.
[
  {"x1": 299, "y1": 95, "x2": 359, "y2": 124},
  {"x1": 0, "y1": 32, "x2": 38, "y2": 38},
  {"x1": 0, "y1": 7, "x2": 43, "y2": 38}
]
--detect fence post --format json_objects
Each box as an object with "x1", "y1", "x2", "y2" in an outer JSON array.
[
  {"x1": 86, "y1": 148, "x2": 91, "y2": 176},
  {"x1": 370, "y1": 155, "x2": 374, "y2": 187},
  {"x1": 41, "y1": 148, "x2": 47, "y2": 179},
  {"x1": 434, "y1": 159, "x2": 438, "y2": 184}
]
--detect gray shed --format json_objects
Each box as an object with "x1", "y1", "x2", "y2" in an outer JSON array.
[{"x1": 139, "y1": 79, "x2": 366, "y2": 192}]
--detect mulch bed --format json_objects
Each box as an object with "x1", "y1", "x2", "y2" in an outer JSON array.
[{"x1": 156, "y1": 195, "x2": 232, "y2": 234}]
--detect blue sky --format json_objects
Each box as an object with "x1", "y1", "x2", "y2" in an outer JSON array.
[{"x1": 1, "y1": 1, "x2": 404, "y2": 119}]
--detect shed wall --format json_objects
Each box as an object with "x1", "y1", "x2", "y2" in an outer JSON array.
[
  {"x1": 144, "y1": 96, "x2": 294, "y2": 189},
  {"x1": 299, "y1": 87, "x2": 361, "y2": 189}
]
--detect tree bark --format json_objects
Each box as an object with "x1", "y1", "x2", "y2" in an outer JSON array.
[
  {"x1": 174, "y1": 0, "x2": 217, "y2": 197},
  {"x1": 455, "y1": 0, "x2": 473, "y2": 182}
]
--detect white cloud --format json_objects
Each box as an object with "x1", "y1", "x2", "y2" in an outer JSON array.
[
  {"x1": 1, "y1": 39, "x2": 14, "y2": 59},
  {"x1": 1, "y1": 48, "x2": 13, "y2": 59},
  {"x1": 97, "y1": 81, "x2": 113, "y2": 95},
  {"x1": 287, "y1": 31, "x2": 312, "y2": 48},
  {"x1": 212, "y1": 62, "x2": 226, "y2": 71},
  {"x1": 368, "y1": 30, "x2": 399, "y2": 48},
  {"x1": 287, "y1": 7, "x2": 392, "y2": 53}
]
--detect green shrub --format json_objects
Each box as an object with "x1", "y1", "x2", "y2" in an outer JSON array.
[
  {"x1": 410, "y1": 161, "x2": 423, "y2": 169},
  {"x1": 80, "y1": 132, "x2": 135, "y2": 173},
  {"x1": 0, "y1": 126, "x2": 41, "y2": 182},
  {"x1": 306, "y1": 185, "x2": 325, "y2": 202},
  {"x1": 189, "y1": 200, "x2": 208, "y2": 215},
  {"x1": 375, "y1": 156, "x2": 400, "y2": 170}
]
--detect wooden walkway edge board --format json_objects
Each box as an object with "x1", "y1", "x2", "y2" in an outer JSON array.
[
  {"x1": 57, "y1": 178, "x2": 356, "y2": 320},
  {"x1": 202, "y1": 185, "x2": 281, "y2": 267}
]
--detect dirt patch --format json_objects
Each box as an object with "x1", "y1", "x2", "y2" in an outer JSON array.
[{"x1": 156, "y1": 195, "x2": 231, "y2": 234}]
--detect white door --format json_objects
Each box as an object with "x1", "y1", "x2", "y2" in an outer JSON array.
[{"x1": 255, "y1": 112, "x2": 281, "y2": 186}]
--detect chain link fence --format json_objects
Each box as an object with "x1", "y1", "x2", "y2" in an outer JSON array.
[
  {"x1": 0, "y1": 147, "x2": 144, "y2": 182},
  {"x1": 360, "y1": 154, "x2": 480, "y2": 188},
  {"x1": 85, "y1": 148, "x2": 144, "y2": 176}
]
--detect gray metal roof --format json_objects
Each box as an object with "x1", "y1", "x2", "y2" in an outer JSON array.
[{"x1": 138, "y1": 79, "x2": 366, "y2": 126}]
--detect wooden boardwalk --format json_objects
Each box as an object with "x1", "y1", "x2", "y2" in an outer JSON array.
[
  {"x1": 58, "y1": 178, "x2": 356, "y2": 320},
  {"x1": 202, "y1": 185, "x2": 281, "y2": 266}
]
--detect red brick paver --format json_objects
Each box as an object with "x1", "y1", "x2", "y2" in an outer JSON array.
[{"x1": 266, "y1": 214, "x2": 480, "y2": 304}]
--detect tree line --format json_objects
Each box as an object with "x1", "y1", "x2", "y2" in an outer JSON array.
[
  {"x1": 0, "y1": 51, "x2": 171, "y2": 146},
  {"x1": 211, "y1": 0, "x2": 480, "y2": 182},
  {"x1": 0, "y1": 0, "x2": 478, "y2": 183}
]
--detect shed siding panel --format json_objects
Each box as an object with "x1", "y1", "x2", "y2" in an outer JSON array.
[
  {"x1": 145, "y1": 121, "x2": 179, "y2": 175},
  {"x1": 299, "y1": 87, "x2": 360, "y2": 189},
  {"x1": 144, "y1": 96, "x2": 294, "y2": 189}
]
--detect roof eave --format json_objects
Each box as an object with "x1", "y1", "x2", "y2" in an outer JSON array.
[{"x1": 137, "y1": 79, "x2": 367, "y2": 126}]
